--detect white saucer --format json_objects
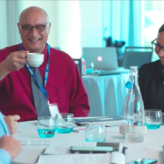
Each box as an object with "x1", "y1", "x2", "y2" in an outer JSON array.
[{"x1": 119, "y1": 124, "x2": 147, "y2": 135}]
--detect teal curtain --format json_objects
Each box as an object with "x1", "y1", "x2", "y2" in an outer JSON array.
[
  {"x1": 102, "y1": 0, "x2": 144, "y2": 47},
  {"x1": 0, "y1": 1, "x2": 24, "y2": 48}
]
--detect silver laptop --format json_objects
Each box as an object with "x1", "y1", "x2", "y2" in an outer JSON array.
[{"x1": 82, "y1": 47, "x2": 130, "y2": 75}]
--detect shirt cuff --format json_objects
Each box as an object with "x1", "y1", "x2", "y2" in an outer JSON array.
[{"x1": 0, "y1": 148, "x2": 11, "y2": 164}]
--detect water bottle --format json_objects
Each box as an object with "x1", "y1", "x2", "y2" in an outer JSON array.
[{"x1": 124, "y1": 66, "x2": 145, "y2": 143}]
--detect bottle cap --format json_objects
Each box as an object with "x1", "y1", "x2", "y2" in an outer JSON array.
[{"x1": 130, "y1": 66, "x2": 138, "y2": 70}]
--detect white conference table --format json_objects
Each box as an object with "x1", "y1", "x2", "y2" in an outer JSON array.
[
  {"x1": 12, "y1": 120, "x2": 164, "y2": 164},
  {"x1": 82, "y1": 73, "x2": 129, "y2": 119}
]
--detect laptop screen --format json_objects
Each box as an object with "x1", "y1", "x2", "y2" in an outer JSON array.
[{"x1": 82, "y1": 47, "x2": 118, "y2": 70}]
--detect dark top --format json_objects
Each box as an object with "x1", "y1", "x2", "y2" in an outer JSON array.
[{"x1": 138, "y1": 59, "x2": 164, "y2": 111}]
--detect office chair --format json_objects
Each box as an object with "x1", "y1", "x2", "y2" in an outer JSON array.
[
  {"x1": 122, "y1": 47, "x2": 153, "y2": 69},
  {"x1": 73, "y1": 58, "x2": 82, "y2": 77}
]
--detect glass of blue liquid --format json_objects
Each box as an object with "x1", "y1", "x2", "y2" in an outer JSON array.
[
  {"x1": 145, "y1": 110, "x2": 162, "y2": 129},
  {"x1": 85, "y1": 62, "x2": 94, "y2": 74},
  {"x1": 55, "y1": 113, "x2": 74, "y2": 133},
  {"x1": 85, "y1": 123, "x2": 106, "y2": 142},
  {"x1": 37, "y1": 117, "x2": 56, "y2": 138}
]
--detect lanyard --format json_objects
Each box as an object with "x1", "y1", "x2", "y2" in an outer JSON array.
[{"x1": 19, "y1": 43, "x2": 50, "y2": 98}]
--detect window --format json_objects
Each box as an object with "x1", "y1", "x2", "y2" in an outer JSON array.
[{"x1": 144, "y1": 1, "x2": 164, "y2": 61}]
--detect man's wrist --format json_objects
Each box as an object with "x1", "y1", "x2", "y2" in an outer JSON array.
[
  {"x1": 1, "y1": 60, "x2": 10, "y2": 73},
  {"x1": 0, "y1": 61, "x2": 10, "y2": 81}
]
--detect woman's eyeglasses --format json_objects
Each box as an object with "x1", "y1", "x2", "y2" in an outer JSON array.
[{"x1": 151, "y1": 38, "x2": 164, "y2": 53}]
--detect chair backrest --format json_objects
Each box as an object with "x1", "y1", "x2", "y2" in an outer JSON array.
[
  {"x1": 122, "y1": 47, "x2": 153, "y2": 69},
  {"x1": 53, "y1": 47, "x2": 61, "y2": 50},
  {"x1": 73, "y1": 58, "x2": 82, "y2": 76}
]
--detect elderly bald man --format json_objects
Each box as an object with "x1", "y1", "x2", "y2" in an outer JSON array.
[{"x1": 0, "y1": 6, "x2": 90, "y2": 122}]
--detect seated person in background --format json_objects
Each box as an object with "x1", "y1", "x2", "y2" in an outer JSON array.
[
  {"x1": 0, "y1": 112, "x2": 22, "y2": 164},
  {"x1": 0, "y1": 6, "x2": 90, "y2": 121},
  {"x1": 139, "y1": 24, "x2": 164, "y2": 111}
]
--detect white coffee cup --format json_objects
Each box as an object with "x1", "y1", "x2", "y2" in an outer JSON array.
[{"x1": 27, "y1": 53, "x2": 44, "y2": 67}]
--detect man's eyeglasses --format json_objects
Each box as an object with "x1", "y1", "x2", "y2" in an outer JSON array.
[
  {"x1": 151, "y1": 38, "x2": 164, "y2": 53},
  {"x1": 19, "y1": 22, "x2": 49, "y2": 32}
]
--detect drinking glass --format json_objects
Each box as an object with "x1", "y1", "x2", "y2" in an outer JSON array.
[
  {"x1": 85, "y1": 123, "x2": 106, "y2": 142},
  {"x1": 145, "y1": 110, "x2": 162, "y2": 129},
  {"x1": 85, "y1": 62, "x2": 94, "y2": 74},
  {"x1": 55, "y1": 113, "x2": 74, "y2": 133},
  {"x1": 37, "y1": 117, "x2": 55, "y2": 138}
]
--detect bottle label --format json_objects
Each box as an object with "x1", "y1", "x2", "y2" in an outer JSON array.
[{"x1": 81, "y1": 58, "x2": 86, "y2": 75}]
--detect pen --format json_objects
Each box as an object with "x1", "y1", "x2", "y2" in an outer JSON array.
[
  {"x1": 77, "y1": 128, "x2": 85, "y2": 130},
  {"x1": 17, "y1": 128, "x2": 21, "y2": 133}
]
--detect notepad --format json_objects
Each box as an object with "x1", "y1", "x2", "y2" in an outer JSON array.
[
  {"x1": 38, "y1": 154, "x2": 111, "y2": 164},
  {"x1": 44, "y1": 142, "x2": 97, "y2": 155},
  {"x1": 44, "y1": 142, "x2": 119, "y2": 155}
]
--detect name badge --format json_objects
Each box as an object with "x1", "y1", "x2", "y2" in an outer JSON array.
[{"x1": 49, "y1": 103, "x2": 59, "y2": 117}]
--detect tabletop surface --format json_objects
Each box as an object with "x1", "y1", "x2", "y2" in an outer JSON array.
[{"x1": 12, "y1": 120, "x2": 164, "y2": 164}]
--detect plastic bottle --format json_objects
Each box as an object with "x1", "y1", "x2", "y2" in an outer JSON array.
[
  {"x1": 81, "y1": 58, "x2": 86, "y2": 75},
  {"x1": 124, "y1": 66, "x2": 145, "y2": 143}
]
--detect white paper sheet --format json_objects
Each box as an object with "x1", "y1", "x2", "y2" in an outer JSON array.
[
  {"x1": 12, "y1": 145, "x2": 46, "y2": 164},
  {"x1": 38, "y1": 154, "x2": 111, "y2": 164},
  {"x1": 44, "y1": 142, "x2": 97, "y2": 154},
  {"x1": 16, "y1": 138, "x2": 51, "y2": 145},
  {"x1": 145, "y1": 127, "x2": 164, "y2": 141}
]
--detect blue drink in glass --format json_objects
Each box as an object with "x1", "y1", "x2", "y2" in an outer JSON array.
[
  {"x1": 37, "y1": 129, "x2": 55, "y2": 138},
  {"x1": 145, "y1": 110, "x2": 162, "y2": 130},
  {"x1": 37, "y1": 117, "x2": 56, "y2": 138},
  {"x1": 145, "y1": 123, "x2": 161, "y2": 129},
  {"x1": 55, "y1": 113, "x2": 74, "y2": 134},
  {"x1": 56, "y1": 127, "x2": 73, "y2": 133}
]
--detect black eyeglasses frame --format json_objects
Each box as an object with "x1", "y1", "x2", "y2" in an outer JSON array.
[
  {"x1": 151, "y1": 38, "x2": 164, "y2": 51},
  {"x1": 19, "y1": 22, "x2": 49, "y2": 32}
]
